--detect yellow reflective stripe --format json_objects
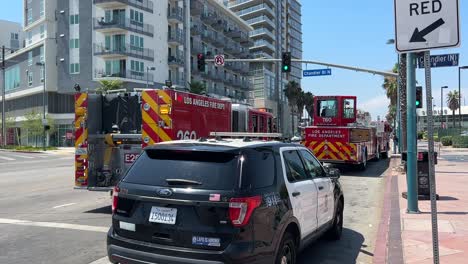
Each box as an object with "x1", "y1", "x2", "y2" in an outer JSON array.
[
  {"x1": 142, "y1": 92, "x2": 172, "y2": 126},
  {"x1": 314, "y1": 141, "x2": 325, "y2": 152},
  {"x1": 142, "y1": 111, "x2": 172, "y2": 142},
  {"x1": 329, "y1": 151, "x2": 338, "y2": 160},
  {"x1": 158, "y1": 90, "x2": 172, "y2": 105},
  {"x1": 75, "y1": 93, "x2": 87, "y2": 108}
]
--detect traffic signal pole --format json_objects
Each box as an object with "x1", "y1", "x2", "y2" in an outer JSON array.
[{"x1": 406, "y1": 53, "x2": 419, "y2": 213}]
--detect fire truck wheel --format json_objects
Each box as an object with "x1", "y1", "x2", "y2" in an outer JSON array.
[{"x1": 373, "y1": 147, "x2": 380, "y2": 161}]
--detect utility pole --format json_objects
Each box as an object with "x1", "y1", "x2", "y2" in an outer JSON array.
[
  {"x1": 1, "y1": 45, "x2": 5, "y2": 147},
  {"x1": 406, "y1": 53, "x2": 419, "y2": 213}
]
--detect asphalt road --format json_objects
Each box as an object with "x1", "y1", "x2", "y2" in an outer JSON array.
[{"x1": 0, "y1": 151, "x2": 389, "y2": 264}]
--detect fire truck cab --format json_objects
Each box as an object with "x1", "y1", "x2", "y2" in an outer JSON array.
[{"x1": 303, "y1": 95, "x2": 389, "y2": 170}]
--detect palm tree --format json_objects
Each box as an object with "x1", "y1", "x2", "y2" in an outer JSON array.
[
  {"x1": 296, "y1": 92, "x2": 306, "y2": 132},
  {"x1": 284, "y1": 81, "x2": 302, "y2": 135},
  {"x1": 188, "y1": 81, "x2": 206, "y2": 95},
  {"x1": 382, "y1": 63, "x2": 399, "y2": 105},
  {"x1": 303, "y1": 92, "x2": 314, "y2": 122},
  {"x1": 447, "y1": 90, "x2": 460, "y2": 128},
  {"x1": 96, "y1": 80, "x2": 124, "y2": 94},
  {"x1": 399, "y1": 53, "x2": 408, "y2": 151}
]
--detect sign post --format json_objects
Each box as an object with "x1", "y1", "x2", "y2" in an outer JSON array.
[{"x1": 395, "y1": 1, "x2": 460, "y2": 263}]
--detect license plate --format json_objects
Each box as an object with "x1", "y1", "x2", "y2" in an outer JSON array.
[{"x1": 149, "y1": 206, "x2": 177, "y2": 225}]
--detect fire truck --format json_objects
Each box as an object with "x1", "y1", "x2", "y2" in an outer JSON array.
[
  {"x1": 74, "y1": 88, "x2": 274, "y2": 191},
  {"x1": 302, "y1": 95, "x2": 391, "y2": 170}
]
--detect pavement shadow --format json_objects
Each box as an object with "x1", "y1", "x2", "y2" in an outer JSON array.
[
  {"x1": 297, "y1": 228, "x2": 367, "y2": 264},
  {"x1": 438, "y1": 196, "x2": 459, "y2": 201},
  {"x1": 420, "y1": 211, "x2": 468, "y2": 215},
  {"x1": 330, "y1": 159, "x2": 391, "y2": 178},
  {"x1": 84, "y1": 205, "x2": 112, "y2": 215}
]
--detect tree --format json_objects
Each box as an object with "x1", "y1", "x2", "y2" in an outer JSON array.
[
  {"x1": 386, "y1": 105, "x2": 396, "y2": 124},
  {"x1": 23, "y1": 110, "x2": 43, "y2": 147},
  {"x1": 382, "y1": 63, "x2": 399, "y2": 105},
  {"x1": 96, "y1": 80, "x2": 124, "y2": 94},
  {"x1": 303, "y1": 92, "x2": 314, "y2": 121},
  {"x1": 296, "y1": 92, "x2": 306, "y2": 126},
  {"x1": 447, "y1": 90, "x2": 460, "y2": 128},
  {"x1": 188, "y1": 81, "x2": 206, "y2": 95},
  {"x1": 284, "y1": 81, "x2": 302, "y2": 135}
]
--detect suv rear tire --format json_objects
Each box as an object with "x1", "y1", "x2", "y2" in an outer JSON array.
[
  {"x1": 275, "y1": 232, "x2": 297, "y2": 264},
  {"x1": 326, "y1": 199, "x2": 343, "y2": 240}
]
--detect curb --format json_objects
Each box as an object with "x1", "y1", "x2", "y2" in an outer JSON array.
[{"x1": 0, "y1": 149, "x2": 45, "y2": 154}]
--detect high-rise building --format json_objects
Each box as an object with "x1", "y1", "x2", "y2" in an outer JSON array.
[
  {"x1": 226, "y1": 0, "x2": 303, "y2": 135},
  {"x1": 1, "y1": 0, "x2": 252, "y2": 146}
]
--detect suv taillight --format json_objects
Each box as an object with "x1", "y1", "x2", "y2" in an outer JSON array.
[
  {"x1": 229, "y1": 196, "x2": 262, "y2": 227},
  {"x1": 112, "y1": 186, "x2": 120, "y2": 214}
]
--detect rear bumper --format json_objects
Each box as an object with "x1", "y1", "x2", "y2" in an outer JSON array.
[{"x1": 107, "y1": 228, "x2": 273, "y2": 264}]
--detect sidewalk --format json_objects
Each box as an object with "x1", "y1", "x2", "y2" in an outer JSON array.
[{"x1": 396, "y1": 146, "x2": 468, "y2": 263}]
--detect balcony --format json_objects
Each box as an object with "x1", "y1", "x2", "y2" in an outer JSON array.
[
  {"x1": 93, "y1": 17, "x2": 154, "y2": 37},
  {"x1": 94, "y1": 43, "x2": 154, "y2": 61},
  {"x1": 191, "y1": 42, "x2": 203, "y2": 55},
  {"x1": 212, "y1": 19, "x2": 227, "y2": 31},
  {"x1": 201, "y1": 12, "x2": 218, "y2": 24},
  {"x1": 190, "y1": 21, "x2": 203, "y2": 36},
  {"x1": 201, "y1": 30, "x2": 214, "y2": 43},
  {"x1": 250, "y1": 39, "x2": 275, "y2": 52},
  {"x1": 168, "y1": 29, "x2": 185, "y2": 46},
  {"x1": 94, "y1": 69, "x2": 154, "y2": 82},
  {"x1": 93, "y1": 0, "x2": 154, "y2": 13},
  {"x1": 236, "y1": 3, "x2": 275, "y2": 19},
  {"x1": 225, "y1": 28, "x2": 242, "y2": 39},
  {"x1": 190, "y1": 0, "x2": 204, "y2": 16},
  {"x1": 212, "y1": 34, "x2": 224, "y2": 48},
  {"x1": 212, "y1": 71, "x2": 223, "y2": 81},
  {"x1": 245, "y1": 15, "x2": 275, "y2": 30},
  {"x1": 168, "y1": 7, "x2": 184, "y2": 23},
  {"x1": 168, "y1": 52, "x2": 185, "y2": 67},
  {"x1": 249, "y1": 27, "x2": 275, "y2": 41},
  {"x1": 228, "y1": 0, "x2": 275, "y2": 10}
]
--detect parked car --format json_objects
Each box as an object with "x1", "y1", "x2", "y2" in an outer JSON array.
[{"x1": 107, "y1": 137, "x2": 344, "y2": 264}]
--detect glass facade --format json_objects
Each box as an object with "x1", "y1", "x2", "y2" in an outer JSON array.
[{"x1": 5, "y1": 66, "x2": 21, "y2": 92}]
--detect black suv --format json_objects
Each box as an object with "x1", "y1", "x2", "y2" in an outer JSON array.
[{"x1": 107, "y1": 139, "x2": 344, "y2": 264}]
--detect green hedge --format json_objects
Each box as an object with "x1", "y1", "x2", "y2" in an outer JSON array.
[
  {"x1": 452, "y1": 136, "x2": 468, "y2": 148},
  {"x1": 434, "y1": 136, "x2": 439, "y2": 142},
  {"x1": 440, "y1": 136, "x2": 453, "y2": 146}
]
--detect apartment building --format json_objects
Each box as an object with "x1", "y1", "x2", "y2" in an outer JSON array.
[
  {"x1": 227, "y1": 0, "x2": 303, "y2": 135},
  {"x1": 0, "y1": 19, "x2": 24, "y2": 55},
  {"x1": 190, "y1": 0, "x2": 253, "y2": 102},
  {"x1": 1, "y1": 0, "x2": 253, "y2": 146}
]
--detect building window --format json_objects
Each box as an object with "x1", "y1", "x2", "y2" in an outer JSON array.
[
  {"x1": 40, "y1": 0, "x2": 45, "y2": 17},
  {"x1": 28, "y1": 31, "x2": 32, "y2": 44},
  {"x1": 40, "y1": 25, "x2": 45, "y2": 39},
  {"x1": 130, "y1": 35, "x2": 144, "y2": 51},
  {"x1": 130, "y1": 10, "x2": 143, "y2": 26},
  {"x1": 28, "y1": 51, "x2": 33, "y2": 66},
  {"x1": 40, "y1": 46, "x2": 44, "y2": 62},
  {"x1": 10, "y1": 33, "x2": 18, "y2": 40},
  {"x1": 27, "y1": 8, "x2": 33, "y2": 25},
  {"x1": 28, "y1": 71, "x2": 34, "y2": 87},
  {"x1": 70, "y1": 15, "x2": 79, "y2": 25},
  {"x1": 70, "y1": 63, "x2": 80, "y2": 74},
  {"x1": 5, "y1": 66, "x2": 20, "y2": 91},
  {"x1": 131, "y1": 60, "x2": 144, "y2": 76},
  {"x1": 69, "y1": 38, "x2": 79, "y2": 49}
]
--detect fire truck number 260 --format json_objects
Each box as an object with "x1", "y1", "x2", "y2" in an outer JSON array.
[{"x1": 176, "y1": 130, "x2": 197, "y2": 140}]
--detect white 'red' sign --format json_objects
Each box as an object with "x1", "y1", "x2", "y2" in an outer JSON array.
[{"x1": 394, "y1": 0, "x2": 460, "y2": 52}]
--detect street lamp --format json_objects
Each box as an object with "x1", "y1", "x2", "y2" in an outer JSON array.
[
  {"x1": 36, "y1": 62, "x2": 46, "y2": 151},
  {"x1": 387, "y1": 38, "x2": 400, "y2": 153},
  {"x1": 459, "y1": 66, "x2": 468, "y2": 128},
  {"x1": 146, "y1": 67, "x2": 156, "y2": 89},
  {"x1": 441, "y1": 86, "x2": 448, "y2": 128}
]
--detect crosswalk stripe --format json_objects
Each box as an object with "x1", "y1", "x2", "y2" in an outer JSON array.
[
  {"x1": 0, "y1": 156, "x2": 15, "y2": 161},
  {"x1": 0, "y1": 218, "x2": 109, "y2": 233}
]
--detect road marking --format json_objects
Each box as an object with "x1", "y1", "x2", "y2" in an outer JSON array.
[
  {"x1": 89, "y1": 257, "x2": 110, "y2": 264},
  {"x1": 0, "y1": 218, "x2": 108, "y2": 233},
  {"x1": 10, "y1": 154, "x2": 34, "y2": 159},
  {"x1": 53, "y1": 203, "x2": 77, "y2": 209},
  {"x1": 0, "y1": 156, "x2": 15, "y2": 161}
]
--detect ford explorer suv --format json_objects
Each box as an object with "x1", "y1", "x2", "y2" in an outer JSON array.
[{"x1": 107, "y1": 137, "x2": 344, "y2": 264}]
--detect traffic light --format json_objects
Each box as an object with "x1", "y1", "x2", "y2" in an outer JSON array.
[
  {"x1": 416, "y1": 86, "x2": 423, "y2": 108},
  {"x1": 282, "y1": 52, "x2": 291, "y2": 73},
  {"x1": 197, "y1": 53, "x2": 205, "y2": 72}
]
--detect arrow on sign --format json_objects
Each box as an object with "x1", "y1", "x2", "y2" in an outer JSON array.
[{"x1": 410, "y1": 18, "x2": 445, "y2": 43}]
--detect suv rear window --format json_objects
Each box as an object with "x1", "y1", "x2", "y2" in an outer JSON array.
[{"x1": 123, "y1": 149, "x2": 240, "y2": 190}]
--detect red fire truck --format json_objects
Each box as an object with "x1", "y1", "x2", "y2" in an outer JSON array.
[
  {"x1": 302, "y1": 95, "x2": 391, "y2": 170},
  {"x1": 74, "y1": 89, "x2": 274, "y2": 191}
]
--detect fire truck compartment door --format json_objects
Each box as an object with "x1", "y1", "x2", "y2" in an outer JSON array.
[{"x1": 350, "y1": 129, "x2": 371, "y2": 143}]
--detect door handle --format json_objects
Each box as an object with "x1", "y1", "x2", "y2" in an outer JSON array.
[
  {"x1": 292, "y1": 191, "x2": 301, "y2": 197},
  {"x1": 318, "y1": 186, "x2": 324, "y2": 191}
]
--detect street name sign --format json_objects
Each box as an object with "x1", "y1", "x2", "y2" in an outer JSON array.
[
  {"x1": 214, "y1": 54, "x2": 225, "y2": 67},
  {"x1": 394, "y1": 0, "x2": 460, "y2": 52},
  {"x1": 417, "y1": 53, "x2": 459, "y2": 68},
  {"x1": 303, "y1": 69, "x2": 332, "y2": 77}
]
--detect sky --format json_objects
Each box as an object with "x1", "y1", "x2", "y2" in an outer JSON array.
[
  {"x1": 1, "y1": 1, "x2": 467, "y2": 120},
  {"x1": 301, "y1": 0, "x2": 468, "y2": 120}
]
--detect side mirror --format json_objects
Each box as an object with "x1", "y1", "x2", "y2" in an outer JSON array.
[{"x1": 328, "y1": 168, "x2": 341, "y2": 179}]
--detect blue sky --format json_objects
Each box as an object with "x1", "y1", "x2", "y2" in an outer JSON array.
[
  {"x1": 1, "y1": 1, "x2": 467, "y2": 120},
  {"x1": 301, "y1": 0, "x2": 468, "y2": 120}
]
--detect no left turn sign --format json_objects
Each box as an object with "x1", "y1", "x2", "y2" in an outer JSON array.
[{"x1": 214, "y1": 54, "x2": 225, "y2": 67}]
